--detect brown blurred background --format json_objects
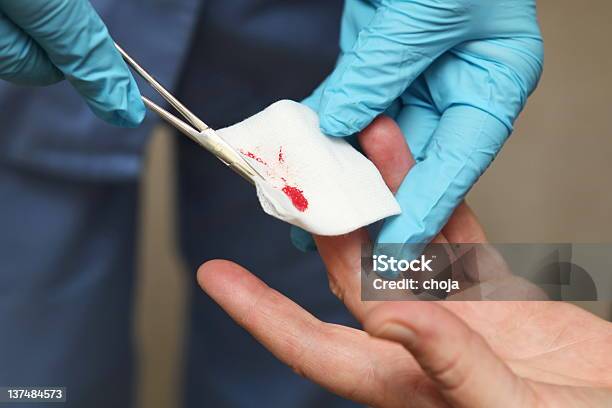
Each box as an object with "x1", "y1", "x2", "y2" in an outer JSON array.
[{"x1": 134, "y1": 1, "x2": 612, "y2": 407}]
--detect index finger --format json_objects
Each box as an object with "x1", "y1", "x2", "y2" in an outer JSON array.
[
  {"x1": 197, "y1": 259, "x2": 405, "y2": 407},
  {"x1": 314, "y1": 115, "x2": 415, "y2": 321}
]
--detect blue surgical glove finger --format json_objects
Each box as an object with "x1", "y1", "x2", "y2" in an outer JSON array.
[
  {"x1": 0, "y1": 14, "x2": 63, "y2": 85},
  {"x1": 318, "y1": 1, "x2": 468, "y2": 137},
  {"x1": 397, "y1": 79, "x2": 441, "y2": 162},
  {"x1": 302, "y1": 73, "x2": 331, "y2": 112},
  {"x1": 0, "y1": 0, "x2": 145, "y2": 127},
  {"x1": 378, "y1": 106, "x2": 509, "y2": 256},
  {"x1": 290, "y1": 226, "x2": 318, "y2": 253}
]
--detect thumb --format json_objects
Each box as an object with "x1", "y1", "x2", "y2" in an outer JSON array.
[
  {"x1": 318, "y1": 1, "x2": 467, "y2": 137},
  {"x1": 364, "y1": 302, "x2": 537, "y2": 408}
]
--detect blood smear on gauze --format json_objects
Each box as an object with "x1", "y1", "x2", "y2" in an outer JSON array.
[
  {"x1": 239, "y1": 146, "x2": 309, "y2": 212},
  {"x1": 239, "y1": 149, "x2": 268, "y2": 166},
  {"x1": 278, "y1": 146, "x2": 285, "y2": 163},
  {"x1": 281, "y1": 185, "x2": 308, "y2": 212}
]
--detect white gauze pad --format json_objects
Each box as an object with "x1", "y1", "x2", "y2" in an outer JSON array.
[{"x1": 216, "y1": 100, "x2": 401, "y2": 236}]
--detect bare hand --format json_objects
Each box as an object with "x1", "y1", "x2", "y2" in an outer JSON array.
[{"x1": 198, "y1": 117, "x2": 612, "y2": 407}]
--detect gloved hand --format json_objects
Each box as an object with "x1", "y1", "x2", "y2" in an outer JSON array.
[
  {"x1": 297, "y1": 0, "x2": 544, "y2": 254},
  {"x1": 0, "y1": 0, "x2": 144, "y2": 127}
]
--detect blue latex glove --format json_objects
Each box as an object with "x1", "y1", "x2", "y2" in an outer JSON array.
[
  {"x1": 296, "y1": 0, "x2": 543, "y2": 254},
  {"x1": 0, "y1": 0, "x2": 144, "y2": 127}
]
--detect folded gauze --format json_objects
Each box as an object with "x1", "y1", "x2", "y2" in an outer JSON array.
[{"x1": 216, "y1": 100, "x2": 401, "y2": 236}]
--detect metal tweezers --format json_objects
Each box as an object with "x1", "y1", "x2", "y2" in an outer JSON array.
[{"x1": 115, "y1": 43, "x2": 264, "y2": 185}]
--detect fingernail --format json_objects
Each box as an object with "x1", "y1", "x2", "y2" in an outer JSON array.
[{"x1": 375, "y1": 323, "x2": 417, "y2": 347}]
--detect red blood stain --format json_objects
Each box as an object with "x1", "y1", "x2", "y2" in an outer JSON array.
[
  {"x1": 282, "y1": 185, "x2": 308, "y2": 212},
  {"x1": 239, "y1": 145, "x2": 308, "y2": 211},
  {"x1": 240, "y1": 149, "x2": 268, "y2": 166},
  {"x1": 278, "y1": 146, "x2": 284, "y2": 163}
]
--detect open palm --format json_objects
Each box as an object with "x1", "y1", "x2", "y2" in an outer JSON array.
[{"x1": 198, "y1": 117, "x2": 612, "y2": 407}]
